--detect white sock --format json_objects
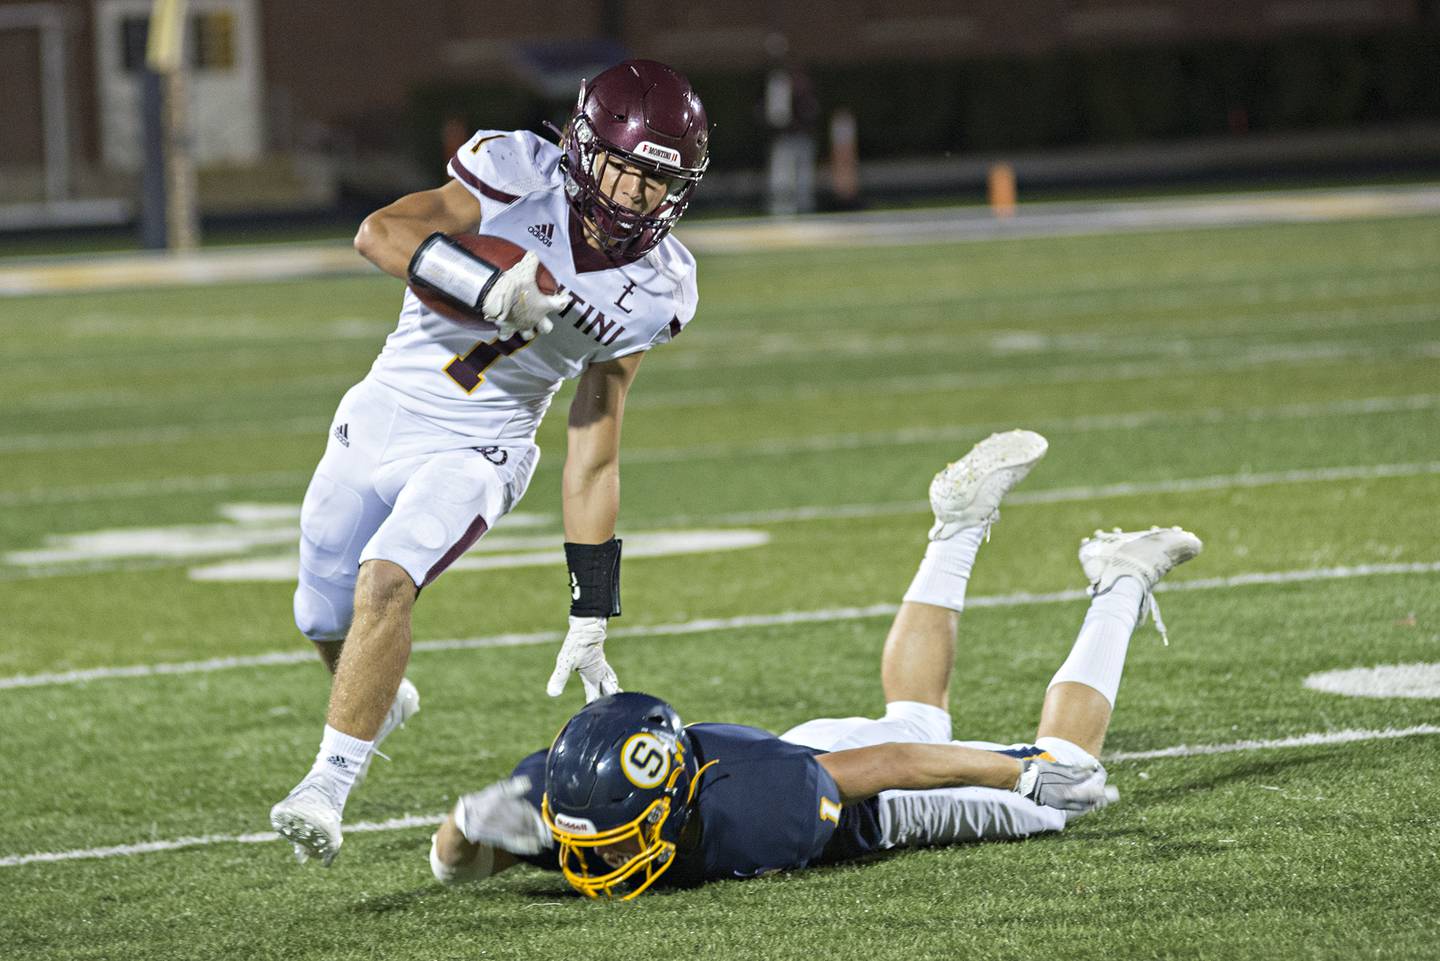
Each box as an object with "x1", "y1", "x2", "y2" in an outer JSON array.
[
  {"x1": 902, "y1": 526, "x2": 986, "y2": 611},
  {"x1": 1034, "y1": 735, "x2": 1099, "y2": 768},
  {"x1": 1046, "y1": 576, "x2": 1146, "y2": 707},
  {"x1": 307, "y1": 724, "x2": 373, "y2": 811}
]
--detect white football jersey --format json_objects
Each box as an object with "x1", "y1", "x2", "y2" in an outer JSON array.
[{"x1": 366, "y1": 129, "x2": 699, "y2": 439}]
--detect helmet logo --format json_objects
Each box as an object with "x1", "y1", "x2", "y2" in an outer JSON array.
[
  {"x1": 552, "y1": 812, "x2": 598, "y2": 835},
  {"x1": 620, "y1": 732, "x2": 671, "y2": 788},
  {"x1": 635, "y1": 141, "x2": 682, "y2": 166}
]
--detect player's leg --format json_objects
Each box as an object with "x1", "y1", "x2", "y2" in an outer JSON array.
[
  {"x1": 882, "y1": 429, "x2": 1050, "y2": 709},
  {"x1": 272, "y1": 553, "x2": 422, "y2": 866},
  {"x1": 783, "y1": 430, "x2": 1048, "y2": 751},
  {"x1": 292, "y1": 442, "x2": 422, "y2": 783},
  {"x1": 273, "y1": 441, "x2": 540, "y2": 862},
  {"x1": 298, "y1": 384, "x2": 426, "y2": 736},
  {"x1": 325, "y1": 442, "x2": 537, "y2": 740},
  {"x1": 324, "y1": 559, "x2": 418, "y2": 739},
  {"x1": 1034, "y1": 526, "x2": 1203, "y2": 758}
]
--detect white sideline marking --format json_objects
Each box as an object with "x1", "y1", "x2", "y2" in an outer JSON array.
[
  {"x1": 1104, "y1": 725, "x2": 1440, "y2": 761},
  {"x1": 5, "y1": 724, "x2": 1439, "y2": 868},
  {"x1": 1302, "y1": 663, "x2": 1440, "y2": 700},
  {"x1": 4, "y1": 187, "x2": 1438, "y2": 296},
  {"x1": 4, "y1": 561, "x2": 1438, "y2": 692}
]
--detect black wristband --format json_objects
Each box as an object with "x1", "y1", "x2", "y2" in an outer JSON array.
[{"x1": 564, "y1": 538, "x2": 622, "y2": 618}]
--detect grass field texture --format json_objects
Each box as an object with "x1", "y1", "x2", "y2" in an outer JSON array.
[{"x1": 1, "y1": 212, "x2": 1438, "y2": 960}]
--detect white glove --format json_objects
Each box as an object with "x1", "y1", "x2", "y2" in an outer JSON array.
[
  {"x1": 546, "y1": 615, "x2": 621, "y2": 702},
  {"x1": 1016, "y1": 758, "x2": 1119, "y2": 813},
  {"x1": 485, "y1": 251, "x2": 566, "y2": 342},
  {"x1": 453, "y1": 775, "x2": 551, "y2": 855}
]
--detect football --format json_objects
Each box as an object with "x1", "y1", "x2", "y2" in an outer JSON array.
[{"x1": 410, "y1": 233, "x2": 560, "y2": 330}]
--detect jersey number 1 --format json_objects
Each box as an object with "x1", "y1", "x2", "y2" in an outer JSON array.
[{"x1": 445, "y1": 334, "x2": 530, "y2": 393}]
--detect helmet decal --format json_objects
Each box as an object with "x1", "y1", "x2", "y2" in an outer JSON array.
[
  {"x1": 620, "y1": 732, "x2": 672, "y2": 788},
  {"x1": 552, "y1": 812, "x2": 598, "y2": 835},
  {"x1": 634, "y1": 141, "x2": 682, "y2": 166}
]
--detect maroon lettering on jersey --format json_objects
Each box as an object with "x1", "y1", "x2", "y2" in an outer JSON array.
[
  {"x1": 614, "y1": 280, "x2": 638, "y2": 313},
  {"x1": 564, "y1": 289, "x2": 630, "y2": 347}
]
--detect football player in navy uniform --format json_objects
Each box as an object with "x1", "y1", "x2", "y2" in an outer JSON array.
[
  {"x1": 429, "y1": 431, "x2": 1204, "y2": 896},
  {"x1": 270, "y1": 61, "x2": 709, "y2": 866}
]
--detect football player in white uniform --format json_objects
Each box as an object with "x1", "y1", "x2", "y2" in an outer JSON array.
[{"x1": 269, "y1": 60, "x2": 710, "y2": 866}]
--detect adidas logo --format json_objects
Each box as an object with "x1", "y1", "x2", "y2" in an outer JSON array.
[
  {"x1": 326, "y1": 754, "x2": 349, "y2": 769},
  {"x1": 527, "y1": 223, "x2": 555, "y2": 246},
  {"x1": 333, "y1": 423, "x2": 349, "y2": 447}
]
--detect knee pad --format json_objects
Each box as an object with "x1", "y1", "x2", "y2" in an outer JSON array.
[
  {"x1": 299, "y1": 476, "x2": 366, "y2": 580},
  {"x1": 293, "y1": 579, "x2": 353, "y2": 642}
]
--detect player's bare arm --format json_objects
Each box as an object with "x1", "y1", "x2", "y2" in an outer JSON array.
[
  {"x1": 818, "y1": 733, "x2": 1117, "y2": 813},
  {"x1": 563, "y1": 353, "x2": 644, "y2": 542},
  {"x1": 547, "y1": 353, "x2": 645, "y2": 702},
  {"x1": 353, "y1": 180, "x2": 482, "y2": 278},
  {"x1": 817, "y1": 742, "x2": 1023, "y2": 802},
  {"x1": 358, "y1": 179, "x2": 563, "y2": 340}
]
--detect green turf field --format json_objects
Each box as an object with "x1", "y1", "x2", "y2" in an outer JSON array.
[{"x1": 2, "y1": 213, "x2": 1438, "y2": 960}]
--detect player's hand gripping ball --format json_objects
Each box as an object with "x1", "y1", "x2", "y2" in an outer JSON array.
[{"x1": 410, "y1": 234, "x2": 562, "y2": 336}]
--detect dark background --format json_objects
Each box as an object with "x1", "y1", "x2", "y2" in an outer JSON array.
[{"x1": 2, "y1": 0, "x2": 1438, "y2": 232}]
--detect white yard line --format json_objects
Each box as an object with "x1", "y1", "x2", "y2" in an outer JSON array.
[
  {"x1": 8, "y1": 329, "x2": 1422, "y2": 419},
  {"x1": 0, "y1": 814, "x2": 443, "y2": 868},
  {"x1": 3, "y1": 721, "x2": 1437, "y2": 868},
  {"x1": 626, "y1": 341, "x2": 1398, "y2": 410},
  {"x1": 4, "y1": 561, "x2": 1437, "y2": 692},
  {"x1": 0, "y1": 418, "x2": 324, "y2": 454},
  {"x1": 1104, "y1": 725, "x2": 1440, "y2": 761},
  {"x1": 674, "y1": 461, "x2": 1440, "y2": 526},
  {"x1": 623, "y1": 395, "x2": 1440, "y2": 465},
  {"x1": 11, "y1": 295, "x2": 1435, "y2": 380},
  {"x1": 5, "y1": 389, "x2": 1436, "y2": 458},
  {"x1": 691, "y1": 285, "x2": 1440, "y2": 339},
  {"x1": 0, "y1": 471, "x2": 310, "y2": 508},
  {"x1": 2, "y1": 460, "x2": 1436, "y2": 582}
]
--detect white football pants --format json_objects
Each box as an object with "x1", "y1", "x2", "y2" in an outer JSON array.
[
  {"x1": 293, "y1": 378, "x2": 539, "y2": 641},
  {"x1": 780, "y1": 702, "x2": 1072, "y2": 847}
]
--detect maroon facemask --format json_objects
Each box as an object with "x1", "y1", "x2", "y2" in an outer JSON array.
[{"x1": 560, "y1": 60, "x2": 709, "y2": 260}]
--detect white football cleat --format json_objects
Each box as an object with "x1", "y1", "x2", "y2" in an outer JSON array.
[
  {"x1": 354, "y1": 677, "x2": 420, "y2": 788},
  {"x1": 1079, "y1": 526, "x2": 1203, "y2": 644},
  {"x1": 928, "y1": 429, "x2": 1049, "y2": 540},
  {"x1": 270, "y1": 777, "x2": 344, "y2": 867}
]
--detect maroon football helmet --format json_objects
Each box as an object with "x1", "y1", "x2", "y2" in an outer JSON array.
[{"x1": 560, "y1": 60, "x2": 709, "y2": 259}]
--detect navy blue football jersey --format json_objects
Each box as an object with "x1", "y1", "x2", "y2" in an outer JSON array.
[{"x1": 508, "y1": 722, "x2": 882, "y2": 884}]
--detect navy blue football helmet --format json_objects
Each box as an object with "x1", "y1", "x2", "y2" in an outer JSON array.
[{"x1": 542, "y1": 692, "x2": 708, "y2": 899}]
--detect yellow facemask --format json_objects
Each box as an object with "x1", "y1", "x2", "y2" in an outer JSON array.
[{"x1": 543, "y1": 759, "x2": 717, "y2": 901}]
